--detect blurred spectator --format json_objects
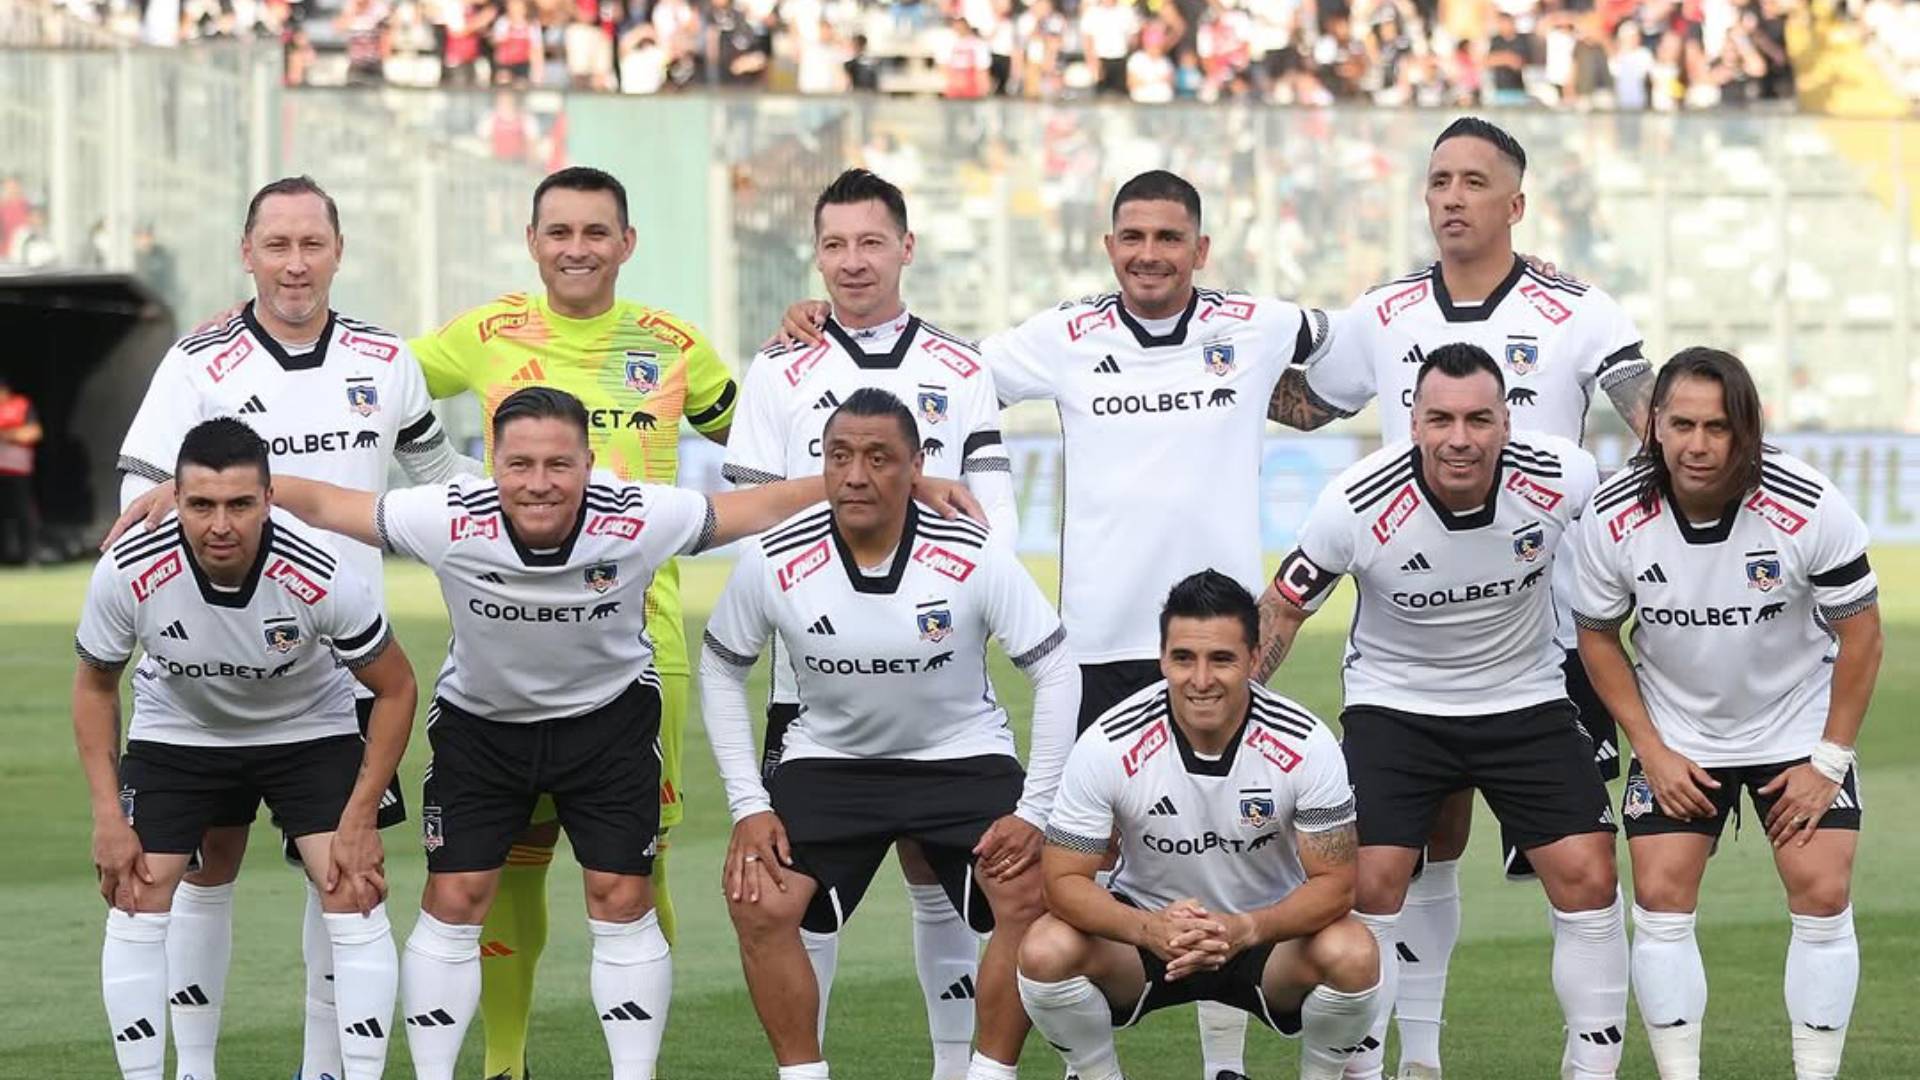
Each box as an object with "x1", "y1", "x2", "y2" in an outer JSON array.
[
  {"x1": 0, "y1": 177, "x2": 28, "y2": 253},
  {"x1": 490, "y1": 0, "x2": 543, "y2": 86},
  {"x1": 1128, "y1": 35, "x2": 1176, "y2": 101},
  {"x1": 566, "y1": 7, "x2": 616, "y2": 88},
  {"x1": 6, "y1": 205, "x2": 56, "y2": 267},
  {"x1": 440, "y1": 0, "x2": 494, "y2": 87},
  {"x1": 480, "y1": 89, "x2": 542, "y2": 162},
  {"x1": 1083, "y1": 0, "x2": 1140, "y2": 97},
  {"x1": 618, "y1": 9, "x2": 667, "y2": 92},
  {"x1": 336, "y1": 0, "x2": 392, "y2": 87},
  {"x1": 845, "y1": 32, "x2": 881, "y2": 90},
  {"x1": 0, "y1": 375, "x2": 41, "y2": 566},
  {"x1": 794, "y1": 15, "x2": 851, "y2": 93},
  {"x1": 1612, "y1": 19, "x2": 1654, "y2": 108},
  {"x1": 941, "y1": 15, "x2": 992, "y2": 99},
  {"x1": 709, "y1": 0, "x2": 771, "y2": 86},
  {"x1": 1484, "y1": 11, "x2": 1534, "y2": 104},
  {"x1": 650, "y1": 0, "x2": 703, "y2": 87}
]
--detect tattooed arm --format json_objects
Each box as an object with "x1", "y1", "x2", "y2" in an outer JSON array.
[
  {"x1": 1603, "y1": 363, "x2": 1654, "y2": 439},
  {"x1": 1254, "y1": 577, "x2": 1315, "y2": 683},
  {"x1": 1218, "y1": 822, "x2": 1359, "y2": 952},
  {"x1": 1268, "y1": 367, "x2": 1352, "y2": 431}
]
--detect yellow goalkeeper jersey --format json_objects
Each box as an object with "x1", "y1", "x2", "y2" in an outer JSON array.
[{"x1": 411, "y1": 292, "x2": 738, "y2": 676}]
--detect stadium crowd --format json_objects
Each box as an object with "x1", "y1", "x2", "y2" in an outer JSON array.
[{"x1": 45, "y1": 0, "x2": 1814, "y2": 107}]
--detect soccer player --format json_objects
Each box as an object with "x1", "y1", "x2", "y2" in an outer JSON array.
[
  {"x1": 1270, "y1": 117, "x2": 1651, "y2": 1080},
  {"x1": 1254, "y1": 345, "x2": 1628, "y2": 1080},
  {"x1": 1019, "y1": 570, "x2": 1381, "y2": 1080},
  {"x1": 407, "y1": 165, "x2": 740, "y2": 1080},
  {"x1": 1572, "y1": 349, "x2": 1882, "y2": 1080},
  {"x1": 701, "y1": 388, "x2": 1073, "y2": 1080},
  {"x1": 266, "y1": 386, "x2": 977, "y2": 1080},
  {"x1": 76, "y1": 418, "x2": 418, "y2": 1080},
  {"x1": 724, "y1": 169, "x2": 1018, "y2": 1078},
  {"x1": 781, "y1": 171, "x2": 1334, "y2": 1078},
  {"x1": 113, "y1": 175, "x2": 472, "y2": 1080}
]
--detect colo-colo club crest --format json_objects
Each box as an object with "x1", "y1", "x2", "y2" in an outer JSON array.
[
  {"x1": 585, "y1": 562, "x2": 618, "y2": 594},
  {"x1": 263, "y1": 618, "x2": 302, "y2": 653},
  {"x1": 916, "y1": 600, "x2": 953, "y2": 643},
  {"x1": 624, "y1": 351, "x2": 661, "y2": 394}
]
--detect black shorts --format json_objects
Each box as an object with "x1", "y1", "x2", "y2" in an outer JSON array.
[
  {"x1": 1341, "y1": 700, "x2": 1615, "y2": 852},
  {"x1": 420, "y1": 680, "x2": 663, "y2": 875},
  {"x1": 1501, "y1": 652, "x2": 1621, "y2": 878},
  {"x1": 768, "y1": 755, "x2": 1023, "y2": 935},
  {"x1": 205, "y1": 698, "x2": 408, "y2": 831},
  {"x1": 1621, "y1": 756, "x2": 1863, "y2": 840},
  {"x1": 121, "y1": 735, "x2": 365, "y2": 856},
  {"x1": 1110, "y1": 894, "x2": 1300, "y2": 1033},
  {"x1": 1078, "y1": 659, "x2": 1163, "y2": 735},
  {"x1": 762, "y1": 701, "x2": 800, "y2": 780}
]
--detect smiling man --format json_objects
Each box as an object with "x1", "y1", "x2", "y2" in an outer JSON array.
[
  {"x1": 408, "y1": 166, "x2": 740, "y2": 1079},
  {"x1": 1253, "y1": 344, "x2": 1626, "y2": 1080}
]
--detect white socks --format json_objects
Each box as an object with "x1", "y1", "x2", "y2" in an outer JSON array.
[
  {"x1": 302, "y1": 881, "x2": 344, "y2": 1080},
  {"x1": 1018, "y1": 973, "x2": 1122, "y2": 1080},
  {"x1": 1395, "y1": 858, "x2": 1460, "y2": 1072},
  {"x1": 908, "y1": 882, "x2": 978, "y2": 1080},
  {"x1": 1551, "y1": 895, "x2": 1629, "y2": 1080},
  {"x1": 399, "y1": 912, "x2": 482, "y2": 1080},
  {"x1": 1341, "y1": 911, "x2": 1399, "y2": 1080},
  {"x1": 1197, "y1": 999, "x2": 1249, "y2": 1079},
  {"x1": 1300, "y1": 980, "x2": 1385, "y2": 1080},
  {"x1": 962, "y1": 1051, "x2": 1019, "y2": 1080},
  {"x1": 800, "y1": 927, "x2": 839, "y2": 1045},
  {"x1": 588, "y1": 911, "x2": 673, "y2": 1080},
  {"x1": 1631, "y1": 905, "x2": 1706, "y2": 1080},
  {"x1": 325, "y1": 904, "x2": 397, "y2": 1079},
  {"x1": 166, "y1": 881, "x2": 233, "y2": 1080},
  {"x1": 103, "y1": 909, "x2": 170, "y2": 1080},
  {"x1": 777, "y1": 1064, "x2": 830, "y2": 1080},
  {"x1": 1786, "y1": 907, "x2": 1857, "y2": 1080}
]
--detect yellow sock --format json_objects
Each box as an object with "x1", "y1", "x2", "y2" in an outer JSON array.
[
  {"x1": 480, "y1": 844, "x2": 553, "y2": 1079},
  {"x1": 652, "y1": 833, "x2": 675, "y2": 946}
]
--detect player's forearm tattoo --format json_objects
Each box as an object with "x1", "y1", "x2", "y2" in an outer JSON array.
[
  {"x1": 1268, "y1": 369, "x2": 1339, "y2": 432},
  {"x1": 1254, "y1": 586, "x2": 1292, "y2": 683},
  {"x1": 1605, "y1": 366, "x2": 1654, "y2": 438},
  {"x1": 1301, "y1": 823, "x2": 1358, "y2": 866}
]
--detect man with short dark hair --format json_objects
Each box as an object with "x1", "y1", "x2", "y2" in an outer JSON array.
[
  {"x1": 77, "y1": 417, "x2": 418, "y2": 1080},
  {"x1": 407, "y1": 164, "x2": 742, "y2": 1079},
  {"x1": 1254, "y1": 344, "x2": 1627, "y2": 1080},
  {"x1": 1019, "y1": 570, "x2": 1378, "y2": 1080},
  {"x1": 267, "y1": 385, "x2": 978, "y2": 1080},
  {"x1": 703, "y1": 387, "x2": 1074, "y2": 1080},
  {"x1": 1574, "y1": 348, "x2": 1882, "y2": 1080}
]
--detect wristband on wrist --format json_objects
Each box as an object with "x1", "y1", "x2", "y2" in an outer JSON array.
[{"x1": 1809, "y1": 740, "x2": 1855, "y2": 785}]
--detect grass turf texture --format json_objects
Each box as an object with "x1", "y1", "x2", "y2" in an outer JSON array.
[{"x1": 2, "y1": 551, "x2": 1915, "y2": 1079}]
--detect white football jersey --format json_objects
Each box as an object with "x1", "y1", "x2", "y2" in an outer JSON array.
[
  {"x1": 704, "y1": 503, "x2": 1064, "y2": 765},
  {"x1": 1046, "y1": 680, "x2": 1353, "y2": 914},
  {"x1": 1571, "y1": 451, "x2": 1877, "y2": 767},
  {"x1": 75, "y1": 511, "x2": 390, "y2": 747},
  {"x1": 118, "y1": 302, "x2": 454, "y2": 594},
  {"x1": 722, "y1": 311, "x2": 1015, "y2": 705},
  {"x1": 1275, "y1": 433, "x2": 1599, "y2": 716},
  {"x1": 377, "y1": 472, "x2": 712, "y2": 724},
  {"x1": 986, "y1": 288, "x2": 1331, "y2": 664}
]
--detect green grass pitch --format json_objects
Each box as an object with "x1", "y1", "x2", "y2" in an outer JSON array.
[{"x1": 2, "y1": 550, "x2": 1915, "y2": 1078}]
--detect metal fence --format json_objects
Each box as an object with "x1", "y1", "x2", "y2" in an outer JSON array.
[{"x1": 1, "y1": 39, "x2": 1916, "y2": 433}]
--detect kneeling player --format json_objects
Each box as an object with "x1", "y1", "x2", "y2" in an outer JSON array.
[
  {"x1": 75, "y1": 418, "x2": 417, "y2": 1080},
  {"x1": 1018, "y1": 571, "x2": 1380, "y2": 1080},
  {"x1": 1573, "y1": 349, "x2": 1883, "y2": 1080},
  {"x1": 700, "y1": 388, "x2": 1076, "y2": 1080}
]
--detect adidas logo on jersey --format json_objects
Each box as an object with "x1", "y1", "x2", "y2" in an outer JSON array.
[
  {"x1": 238, "y1": 395, "x2": 267, "y2": 415},
  {"x1": 1094, "y1": 355, "x2": 1122, "y2": 374},
  {"x1": 510, "y1": 360, "x2": 547, "y2": 384},
  {"x1": 813, "y1": 390, "x2": 841, "y2": 410},
  {"x1": 160, "y1": 620, "x2": 190, "y2": 641},
  {"x1": 1147, "y1": 795, "x2": 1177, "y2": 816},
  {"x1": 940, "y1": 975, "x2": 977, "y2": 1001},
  {"x1": 807, "y1": 615, "x2": 836, "y2": 635},
  {"x1": 476, "y1": 571, "x2": 505, "y2": 585},
  {"x1": 343, "y1": 1017, "x2": 386, "y2": 1039},
  {"x1": 601, "y1": 1001, "x2": 653, "y2": 1022},
  {"x1": 1637, "y1": 564, "x2": 1669, "y2": 584},
  {"x1": 1400, "y1": 553, "x2": 1433, "y2": 574}
]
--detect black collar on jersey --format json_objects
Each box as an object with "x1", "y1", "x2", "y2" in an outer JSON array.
[
  {"x1": 1667, "y1": 491, "x2": 1744, "y2": 545},
  {"x1": 502, "y1": 495, "x2": 588, "y2": 567},
  {"x1": 828, "y1": 503, "x2": 917, "y2": 594},
  {"x1": 1429, "y1": 256, "x2": 1525, "y2": 324},
  {"x1": 242, "y1": 301, "x2": 336, "y2": 372},
  {"x1": 824, "y1": 314, "x2": 922, "y2": 370},
  {"x1": 1169, "y1": 696, "x2": 1248, "y2": 777},
  {"x1": 1410, "y1": 447, "x2": 1500, "y2": 530},
  {"x1": 184, "y1": 518, "x2": 273, "y2": 608},
  {"x1": 1116, "y1": 289, "x2": 1200, "y2": 349}
]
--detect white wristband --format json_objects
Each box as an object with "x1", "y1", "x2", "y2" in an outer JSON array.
[{"x1": 1809, "y1": 740, "x2": 1855, "y2": 785}]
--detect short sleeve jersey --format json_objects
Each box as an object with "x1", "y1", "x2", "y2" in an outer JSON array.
[
  {"x1": 1045, "y1": 680, "x2": 1353, "y2": 914},
  {"x1": 376, "y1": 471, "x2": 712, "y2": 723},
  {"x1": 703, "y1": 503, "x2": 1065, "y2": 763},
  {"x1": 74, "y1": 511, "x2": 391, "y2": 747},
  {"x1": 1274, "y1": 433, "x2": 1599, "y2": 716},
  {"x1": 118, "y1": 303, "x2": 452, "y2": 593},
  {"x1": 410, "y1": 293, "x2": 739, "y2": 675},
  {"x1": 984, "y1": 288, "x2": 1331, "y2": 663},
  {"x1": 1571, "y1": 451, "x2": 1878, "y2": 766},
  {"x1": 1304, "y1": 258, "x2": 1647, "y2": 441}
]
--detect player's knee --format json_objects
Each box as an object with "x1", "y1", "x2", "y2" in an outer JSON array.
[
  {"x1": 1553, "y1": 858, "x2": 1619, "y2": 911},
  {"x1": 1307, "y1": 917, "x2": 1381, "y2": 992},
  {"x1": 1631, "y1": 874, "x2": 1699, "y2": 914},
  {"x1": 422, "y1": 874, "x2": 493, "y2": 924},
  {"x1": 185, "y1": 826, "x2": 248, "y2": 885},
  {"x1": 583, "y1": 872, "x2": 651, "y2": 923},
  {"x1": 988, "y1": 872, "x2": 1046, "y2": 930},
  {"x1": 727, "y1": 891, "x2": 805, "y2": 943},
  {"x1": 1017, "y1": 914, "x2": 1090, "y2": 982},
  {"x1": 1787, "y1": 879, "x2": 1851, "y2": 918}
]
